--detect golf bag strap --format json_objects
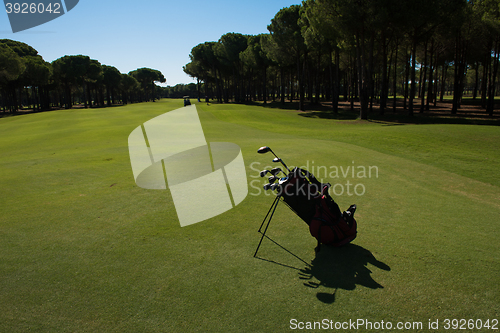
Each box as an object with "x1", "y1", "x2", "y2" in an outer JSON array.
[{"x1": 321, "y1": 184, "x2": 330, "y2": 196}]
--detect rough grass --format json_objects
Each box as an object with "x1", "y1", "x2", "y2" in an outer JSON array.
[{"x1": 0, "y1": 99, "x2": 498, "y2": 332}]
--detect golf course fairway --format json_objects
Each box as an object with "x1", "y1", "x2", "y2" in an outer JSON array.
[{"x1": 1, "y1": 99, "x2": 498, "y2": 332}]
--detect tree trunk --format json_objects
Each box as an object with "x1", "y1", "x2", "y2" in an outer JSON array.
[
  {"x1": 263, "y1": 67, "x2": 267, "y2": 104},
  {"x1": 298, "y1": 51, "x2": 305, "y2": 111},
  {"x1": 393, "y1": 39, "x2": 399, "y2": 113},
  {"x1": 427, "y1": 40, "x2": 434, "y2": 110},
  {"x1": 452, "y1": 34, "x2": 467, "y2": 115},
  {"x1": 487, "y1": 39, "x2": 500, "y2": 116},
  {"x1": 409, "y1": 35, "x2": 417, "y2": 116},
  {"x1": 106, "y1": 85, "x2": 111, "y2": 106},
  {"x1": 65, "y1": 82, "x2": 72, "y2": 109},
  {"x1": 315, "y1": 53, "x2": 320, "y2": 105},
  {"x1": 440, "y1": 64, "x2": 447, "y2": 102},
  {"x1": 427, "y1": 42, "x2": 435, "y2": 110},
  {"x1": 196, "y1": 78, "x2": 201, "y2": 101},
  {"x1": 86, "y1": 82, "x2": 92, "y2": 107},
  {"x1": 31, "y1": 86, "x2": 38, "y2": 112},
  {"x1": 420, "y1": 39, "x2": 428, "y2": 113},
  {"x1": 380, "y1": 34, "x2": 388, "y2": 115},
  {"x1": 451, "y1": 37, "x2": 460, "y2": 114},
  {"x1": 368, "y1": 32, "x2": 375, "y2": 115},
  {"x1": 280, "y1": 67, "x2": 285, "y2": 104},
  {"x1": 481, "y1": 51, "x2": 489, "y2": 108},
  {"x1": 473, "y1": 62, "x2": 479, "y2": 100},
  {"x1": 356, "y1": 32, "x2": 369, "y2": 120},
  {"x1": 329, "y1": 51, "x2": 335, "y2": 112},
  {"x1": 404, "y1": 48, "x2": 410, "y2": 110}
]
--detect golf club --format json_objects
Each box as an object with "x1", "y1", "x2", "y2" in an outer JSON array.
[
  {"x1": 263, "y1": 183, "x2": 272, "y2": 191},
  {"x1": 278, "y1": 177, "x2": 288, "y2": 185},
  {"x1": 268, "y1": 175, "x2": 278, "y2": 183},
  {"x1": 260, "y1": 170, "x2": 271, "y2": 177},
  {"x1": 257, "y1": 146, "x2": 272, "y2": 154},
  {"x1": 270, "y1": 167, "x2": 283, "y2": 176},
  {"x1": 257, "y1": 146, "x2": 290, "y2": 172}
]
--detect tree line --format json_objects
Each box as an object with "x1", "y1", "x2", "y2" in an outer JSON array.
[
  {"x1": 160, "y1": 83, "x2": 199, "y2": 99},
  {"x1": 183, "y1": 0, "x2": 500, "y2": 118},
  {"x1": 0, "y1": 39, "x2": 166, "y2": 114}
]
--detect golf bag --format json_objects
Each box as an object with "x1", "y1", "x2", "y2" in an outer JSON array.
[
  {"x1": 279, "y1": 167, "x2": 357, "y2": 248},
  {"x1": 254, "y1": 146, "x2": 358, "y2": 256}
]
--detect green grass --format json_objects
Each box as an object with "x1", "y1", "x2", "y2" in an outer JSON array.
[{"x1": 0, "y1": 99, "x2": 499, "y2": 332}]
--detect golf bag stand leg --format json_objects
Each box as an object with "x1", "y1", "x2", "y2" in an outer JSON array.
[{"x1": 254, "y1": 195, "x2": 281, "y2": 257}]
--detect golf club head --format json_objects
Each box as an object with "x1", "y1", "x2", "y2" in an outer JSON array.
[
  {"x1": 278, "y1": 177, "x2": 288, "y2": 185},
  {"x1": 263, "y1": 183, "x2": 271, "y2": 191},
  {"x1": 260, "y1": 170, "x2": 270, "y2": 177},
  {"x1": 270, "y1": 167, "x2": 282, "y2": 175},
  {"x1": 257, "y1": 146, "x2": 271, "y2": 154},
  {"x1": 268, "y1": 175, "x2": 278, "y2": 183},
  {"x1": 270, "y1": 183, "x2": 279, "y2": 191},
  {"x1": 273, "y1": 157, "x2": 281, "y2": 163}
]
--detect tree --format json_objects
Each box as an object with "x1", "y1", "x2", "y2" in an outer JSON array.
[
  {"x1": 313, "y1": 0, "x2": 379, "y2": 119},
  {"x1": 120, "y1": 74, "x2": 139, "y2": 104},
  {"x1": 102, "y1": 65, "x2": 122, "y2": 106},
  {"x1": 188, "y1": 42, "x2": 220, "y2": 102},
  {"x1": 217, "y1": 33, "x2": 248, "y2": 103},
  {"x1": 0, "y1": 43, "x2": 24, "y2": 113},
  {"x1": 1, "y1": 39, "x2": 166, "y2": 111},
  {"x1": 261, "y1": 32, "x2": 294, "y2": 104},
  {"x1": 480, "y1": 0, "x2": 500, "y2": 116},
  {"x1": 240, "y1": 34, "x2": 271, "y2": 103},
  {"x1": 268, "y1": 5, "x2": 307, "y2": 110},
  {"x1": 301, "y1": 0, "x2": 342, "y2": 111},
  {"x1": 0, "y1": 44, "x2": 24, "y2": 84},
  {"x1": 129, "y1": 67, "x2": 166, "y2": 102},
  {"x1": 183, "y1": 61, "x2": 203, "y2": 100},
  {"x1": 0, "y1": 40, "x2": 53, "y2": 113},
  {"x1": 52, "y1": 55, "x2": 95, "y2": 108},
  {"x1": 21, "y1": 55, "x2": 51, "y2": 111},
  {"x1": 0, "y1": 39, "x2": 38, "y2": 57}
]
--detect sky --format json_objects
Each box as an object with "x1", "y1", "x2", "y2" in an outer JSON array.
[{"x1": 1, "y1": 0, "x2": 301, "y2": 86}]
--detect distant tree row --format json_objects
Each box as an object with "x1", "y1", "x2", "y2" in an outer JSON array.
[
  {"x1": 184, "y1": 0, "x2": 500, "y2": 118},
  {"x1": 0, "y1": 39, "x2": 166, "y2": 114},
  {"x1": 159, "y1": 83, "x2": 199, "y2": 99}
]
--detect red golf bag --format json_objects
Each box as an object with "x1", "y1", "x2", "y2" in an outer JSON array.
[{"x1": 279, "y1": 168, "x2": 357, "y2": 248}]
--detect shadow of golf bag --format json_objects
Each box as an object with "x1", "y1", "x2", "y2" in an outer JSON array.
[{"x1": 279, "y1": 168, "x2": 357, "y2": 250}]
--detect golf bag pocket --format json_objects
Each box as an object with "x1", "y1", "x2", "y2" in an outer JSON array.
[{"x1": 309, "y1": 196, "x2": 357, "y2": 247}]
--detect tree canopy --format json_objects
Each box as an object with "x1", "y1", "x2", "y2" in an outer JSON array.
[
  {"x1": 0, "y1": 39, "x2": 166, "y2": 113},
  {"x1": 184, "y1": 0, "x2": 500, "y2": 117}
]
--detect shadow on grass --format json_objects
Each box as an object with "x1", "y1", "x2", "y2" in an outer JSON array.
[
  {"x1": 299, "y1": 244, "x2": 390, "y2": 304},
  {"x1": 246, "y1": 100, "x2": 357, "y2": 118},
  {"x1": 366, "y1": 114, "x2": 500, "y2": 126},
  {"x1": 0, "y1": 104, "x2": 129, "y2": 119},
  {"x1": 299, "y1": 109, "x2": 360, "y2": 120},
  {"x1": 243, "y1": 99, "x2": 500, "y2": 125},
  {"x1": 297, "y1": 109, "x2": 500, "y2": 126},
  {"x1": 253, "y1": 233, "x2": 390, "y2": 304},
  {"x1": 254, "y1": 234, "x2": 311, "y2": 271},
  {"x1": 245, "y1": 100, "x2": 303, "y2": 111}
]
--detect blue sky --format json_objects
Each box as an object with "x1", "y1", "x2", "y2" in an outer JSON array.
[{"x1": 1, "y1": 0, "x2": 301, "y2": 85}]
